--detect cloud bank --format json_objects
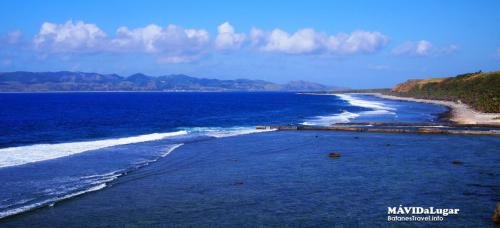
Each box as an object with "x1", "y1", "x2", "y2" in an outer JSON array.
[
  {"x1": 111, "y1": 24, "x2": 210, "y2": 63},
  {"x1": 250, "y1": 28, "x2": 389, "y2": 54},
  {"x1": 32, "y1": 20, "x2": 210, "y2": 63},
  {"x1": 2, "y1": 20, "x2": 456, "y2": 64}
]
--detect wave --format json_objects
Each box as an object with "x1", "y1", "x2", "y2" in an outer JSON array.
[
  {"x1": 0, "y1": 126, "x2": 275, "y2": 219},
  {"x1": 181, "y1": 126, "x2": 275, "y2": 138},
  {"x1": 335, "y1": 94, "x2": 395, "y2": 111},
  {"x1": 301, "y1": 94, "x2": 396, "y2": 126},
  {"x1": 0, "y1": 126, "x2": 271, "y2": 169},
  {"x1": 0, "y1": 183, "x2": 107, "y2": 219},
  {"x1": 0, "y1": 126, "x2": 274, "y2": 219},
  {"x1": 302, "y1": 111, "x2": 360, "y2": 125},
  {"x1": 0, "y1": 130, "x2": 188, "y2": 169},
  {"x1": 161, "y1": 144, "x2": 184, "y2": 157},
  {"x1": 0, "y1": 143, "x2": 184, "y2": 220}
]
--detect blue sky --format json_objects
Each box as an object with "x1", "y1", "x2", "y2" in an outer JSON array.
[{"x1": 1, "y1": 0, "x2": 499, "y2": 88}]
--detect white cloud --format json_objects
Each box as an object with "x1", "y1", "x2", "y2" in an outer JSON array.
[
  {"x1": 112, "y1": 24, "x2": 209, "y2": 53},
  {"x1": 392, "y1": 40, "x2": 459, "y2": 56},
  {"x1": 215, "y1": 22, "x2": 245, "y2": 51},
  {"x1": 249, "y1": 27, "x2": 266, "y2": 47},
  {"x1": 111, "y1": 24, "x2": 210, "y2": 62},
  {"x1": 324, "y1": 31, "x2": 389, "y2": 54},
  {"x1": 32, "y1": 20, "x2": 210, "y2": 63},
  {"x1": 27, "y1": 20, "x2": 396, "y2": 62},
  {"x1": 392, "y1": 40, "x2": 432, "y2": 56},
  {"x1": 416, "y1": 40, "x2": 432, "y2": 55},
  {"x1": 263, "y1": 28, "x2": 319, "y2": 54},
  {"x1": 33, "y1": 20, "x2": 107, "y2": 52},
  {"x1": 250, "y1": 28, "x2": 388, "y2": 54}
]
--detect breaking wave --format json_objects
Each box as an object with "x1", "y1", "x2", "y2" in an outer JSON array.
[
  {"x1": 334, "y1": 94, "x2": 395, "y2": 111},
  {"x1": 302, "y1": 111, "x2": 360, "y2": 125},
  {"x1": 0, "y1": 144, "x2": 186, "y2": 219},
  {"x1": 0, "y1": 183, "x2": 108, "y2": 219},
  {"x1": 0, "y1": 126, "x2": 274, "y2": 219},
  {"x1": 302, "y1": 94, "x2": 396, "y2": 126},
  {"x1": 0, "y1": 131, "x2": 188, "y2": 169},
  {"x1": 182, "y1": 126, "x2": 275, "y2": 138}
]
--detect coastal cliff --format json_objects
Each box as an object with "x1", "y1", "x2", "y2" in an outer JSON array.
[{"x1": 390, "y1": 71, "x2": 500, "y2": 113}]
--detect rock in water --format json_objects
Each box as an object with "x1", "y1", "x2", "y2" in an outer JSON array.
[
  {"x1": 452, "y1": 160, "x2": 464, "y2": 165},
  {"x1": 328, "y1": 152, "x2": 341, "y2": 158},
  {"x1": 493, "y1": 203, "x2": 500, "y2": 224}
]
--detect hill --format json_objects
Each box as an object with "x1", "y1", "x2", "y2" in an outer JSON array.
[
  {"x1": 0, "y1": 71, "x2": 342, "y2": 92},
  {"x1": 389, "y1": 71, "x2": 500, "y2": 113}
]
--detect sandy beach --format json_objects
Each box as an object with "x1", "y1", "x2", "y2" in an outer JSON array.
[{"x1": 363, "y1": 93, "x2": 500, "y2": 125}]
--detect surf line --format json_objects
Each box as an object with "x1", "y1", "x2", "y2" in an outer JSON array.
[{"x1": 0, "y1": 130, "x2": 188, "y2": 168}]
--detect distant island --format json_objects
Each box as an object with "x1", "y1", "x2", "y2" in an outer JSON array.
[{"x1": 0, "y1": 71, "x2": 343, "y2": 92}]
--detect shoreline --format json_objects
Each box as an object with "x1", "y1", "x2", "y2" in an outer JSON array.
[{"x1": 363, "y1": 93, "x2": 500, "y2": 126}]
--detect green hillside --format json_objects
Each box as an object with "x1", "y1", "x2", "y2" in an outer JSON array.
[{"x1": 389, "y1": 71, "x2": 500, "y2": 113}]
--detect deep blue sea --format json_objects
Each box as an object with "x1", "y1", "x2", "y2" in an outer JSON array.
[{"x1": 0, "y1": 92, "x2": 498, "y2": 227}]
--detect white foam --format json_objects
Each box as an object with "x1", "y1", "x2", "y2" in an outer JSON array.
[
  {"x1": 79, "y1": 170, "x2": 123, "y2": 180},
  {"x1": 0, "y1": 183, "x2": 107, "y2": 219},
  {"x1": 85, "y1": 172, "x2": 122, "y2": 185},
  {"x1": 301, "y1": 93, "x2": 397, "y2": 126},
  {"x1": 184, "y1": 127, "x2": 275, "y2": 138},
  {"x1": 335, "y1": 94, "x2": 395, "y2": 111},
  {"x1": 360, "y1": 110, "x2": 395, "y2": 115},
  {"x1": 0, "y1": 198, "x2": 35, "y2": 210},
  {"x1": 161, "y1": 144, "x2": 184, "y2": 157},
  {"x1": 301, "y1": 111, "x2": 360, "y2": 125},
  {"x1": 0, "y1": 131, "x2": 188, "y2": 168},
  {"x1": 337, "y1": 94, "x2": 397, "y2": 117},
  {"x1": 0, "y1": 142, "x2": 187, "y2": 219}
]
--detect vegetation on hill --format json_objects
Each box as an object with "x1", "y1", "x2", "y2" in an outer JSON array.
[{"x1": 389, "y1": 70, "x2": 500, "y2": 113}]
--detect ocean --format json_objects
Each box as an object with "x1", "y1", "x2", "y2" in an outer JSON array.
[{"x1": 0, "y1": 92, "x2": 498, "y2": 226}]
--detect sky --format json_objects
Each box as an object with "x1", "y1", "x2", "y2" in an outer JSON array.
[{"x1": 0, "y1": 0, "x2": 499, "y2": 88}]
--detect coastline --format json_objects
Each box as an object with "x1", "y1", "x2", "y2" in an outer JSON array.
[{"x1": 363, "y1": 93, "x2": 500, "y2": 125}]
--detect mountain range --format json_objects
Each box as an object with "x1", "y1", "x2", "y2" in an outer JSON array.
[{"x1": 0, "y1": 71, "x2": 343, "y2": 92}]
